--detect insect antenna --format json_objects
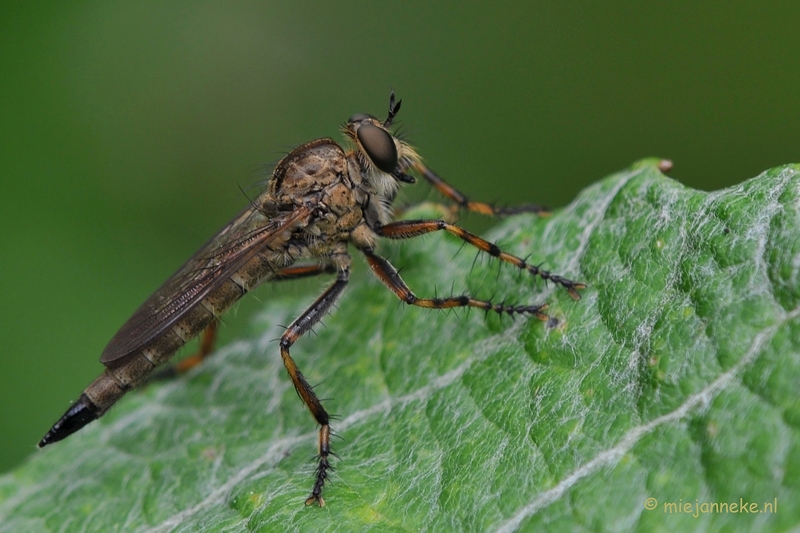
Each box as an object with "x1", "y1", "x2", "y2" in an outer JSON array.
[{"x1": 384, "y1": 90, "x2": 402, "y2": 128}]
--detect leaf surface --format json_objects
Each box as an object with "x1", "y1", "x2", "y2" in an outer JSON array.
[{"x1": 2, "y1": 160, "x2": 799, "y2": 532}]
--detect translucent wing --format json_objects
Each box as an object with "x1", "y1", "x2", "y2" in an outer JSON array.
[{"x1": 100, "y1": 205, "x2": 311, "y2": 363}]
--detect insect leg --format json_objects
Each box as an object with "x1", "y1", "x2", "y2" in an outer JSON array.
[
  {"x1": 151, "y1": 264, "x2": 338, "y2": 381},
  {"x1": 280, "y1": 266, "x2": 350, "y2": 507},
  {"x1": 375, "y1": 220, "x2": 586, "y2": 299},
  {"x1": 406, "y1": 161, "x2": 550, "y2": 216},
  {"x1": 147, "y1": 320, "x2": 220, "y2": 381},
  {"x1": 176, "y1": 319, "x2": 218, "y2": 372},
  {"x1": 363, "y1": 249, "x2": 551, "y2": 319},
  {"x1": 270, "y1": 263, "x2": 337, "y2": 281}
]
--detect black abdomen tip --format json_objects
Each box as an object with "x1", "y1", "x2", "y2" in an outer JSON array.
[{"x1": 39, "y1": 394, "x2": 99, "y2": 448}]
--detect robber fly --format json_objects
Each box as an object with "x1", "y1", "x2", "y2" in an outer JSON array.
[{"x1": 39, "y1": 93, "x2": 585, "y2": 506}]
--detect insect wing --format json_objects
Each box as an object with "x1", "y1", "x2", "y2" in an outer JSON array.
[{"x1": 100, "y1": 205, "x2": 311, "y2": 363}]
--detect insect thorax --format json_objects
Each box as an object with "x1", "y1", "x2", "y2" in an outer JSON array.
[{"x1": 263, "y1": 136, "x2": 402, "y2": 255}]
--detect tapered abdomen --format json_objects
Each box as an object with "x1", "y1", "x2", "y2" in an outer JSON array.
[{"x1": 39, "y1": 253, "x2": 285, "y2": 447}]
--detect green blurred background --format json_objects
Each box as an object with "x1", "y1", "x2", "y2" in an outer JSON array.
[{"x1": 1, "y1": 2, "x2": 798, "y2": 473}]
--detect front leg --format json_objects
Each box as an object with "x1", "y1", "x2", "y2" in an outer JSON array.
[{"x1": 400, "y1": 160, "x2": 550, "y2": 217}]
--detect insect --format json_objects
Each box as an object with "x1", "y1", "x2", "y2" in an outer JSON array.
[{"x1": 39, "y1": 93, "x2": 585, "y2": 506}]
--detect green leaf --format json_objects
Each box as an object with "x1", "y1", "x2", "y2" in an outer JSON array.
[{"x1": 2, "y1": 160, "x2": 799, "y2": 532}]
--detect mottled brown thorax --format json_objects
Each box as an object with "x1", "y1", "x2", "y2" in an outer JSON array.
[{"x1": 267, "y1": 138, "x2": 368, "y2": 254}]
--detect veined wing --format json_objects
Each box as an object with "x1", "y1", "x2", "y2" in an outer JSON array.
[{"x1": 100, "y1": 205, "x2": 312, "y2": 364}]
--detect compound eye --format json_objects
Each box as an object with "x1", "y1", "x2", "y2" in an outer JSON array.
[
  {"x1": 348, "y1": 113, "x2": 375, "y2": 124},
  {"x1": 356, "y1": 123, "x2": 398, "y2": 173}
]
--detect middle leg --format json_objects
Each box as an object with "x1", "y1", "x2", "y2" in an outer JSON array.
[{"x1": 362, "y1": 248, "x2": 552, "y2": 320}]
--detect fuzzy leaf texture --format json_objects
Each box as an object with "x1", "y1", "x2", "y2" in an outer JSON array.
[{"x1": 1, "y1": 160, "x2": 799, "y2": 532}]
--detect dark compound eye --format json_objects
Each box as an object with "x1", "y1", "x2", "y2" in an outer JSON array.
[
  {"x1": 348, "y1": 113, "x2": 376, "y2": 124},
  {"x1": 356, "y1": 123, "x2": 398, "y2": 173}
]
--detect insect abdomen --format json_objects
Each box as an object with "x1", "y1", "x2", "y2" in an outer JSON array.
[{"x1": 40, "y1": 255, "x2": 287, "y2": 447}]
